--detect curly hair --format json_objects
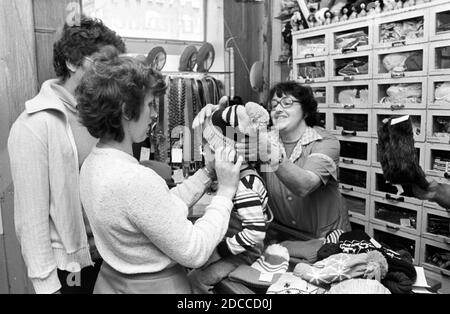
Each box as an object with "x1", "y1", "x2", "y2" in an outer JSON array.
[
  {"x1": 268, "y1": 81, "x2": 320, "y2": 127},
  {"x1": 53, "y1": 16, "x2": 126, "y2": 80},
  {"x1": 76, "y1": 46, "x2": 167, "y2": 142}
]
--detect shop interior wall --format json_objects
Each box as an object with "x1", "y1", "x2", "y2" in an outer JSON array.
[
  {"x1": 0, "y1": 0, "x2": 39, "y2": 294},
  {"x1": 224, "y1": 0, "x2": 265, "y2": 104}
]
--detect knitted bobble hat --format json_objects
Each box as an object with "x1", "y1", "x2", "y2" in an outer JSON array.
[
  {"x1": 203, "y1": 102, "x2": 270, "y2": 152},
  {"x1": 251, "y1": 244, "x2": 290, "y2": 274}
]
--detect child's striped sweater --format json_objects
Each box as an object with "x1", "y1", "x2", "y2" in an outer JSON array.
[{"x1": 217, "y1": 167, "x2": 272, "y2": 260}]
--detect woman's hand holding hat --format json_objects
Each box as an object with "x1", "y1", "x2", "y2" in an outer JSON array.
[{"x1": 192, "y1": 96, "x2": 229, "y2": 129}]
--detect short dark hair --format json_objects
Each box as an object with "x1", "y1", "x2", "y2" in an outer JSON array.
[
  {"x1": 268, "y1": 81, "x2": 319, "y2": 127},
  {"x1": 53, "y1": 16, "x2": 126, "y2": 80},
  {"x1": 76, "y1": 47, "x2": 167, "y2": 142}
]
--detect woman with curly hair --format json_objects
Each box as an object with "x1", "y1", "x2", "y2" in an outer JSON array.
[
  {"x1": 194, "y1": 82, "x2": 351, "y2": 241},
  {"x1": 8, "y1": 17, "x2": 125, "y2": 294},
  {"x1": 76, "y1": 48, "x2": 243, "y2": 294}
]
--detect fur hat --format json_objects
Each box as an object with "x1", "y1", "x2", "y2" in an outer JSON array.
[{"x1": 203, "y1": 102, "x2": 270, "y2": 152}]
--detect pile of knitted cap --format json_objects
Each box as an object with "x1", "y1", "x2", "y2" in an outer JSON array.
[{"x1": 316, "y1": 229, "x2": 417, "y2": 294}]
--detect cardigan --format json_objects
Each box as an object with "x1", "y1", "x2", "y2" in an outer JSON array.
[
  {"x1": 80, "y1": 146, "x2": 234, "y2": 274},
  {"x1": 8, "y1": 79, "x2": 93, "y2": 294}
]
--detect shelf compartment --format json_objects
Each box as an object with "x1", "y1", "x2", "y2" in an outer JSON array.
[
  {"x1": 373, "y1": 77, "x2": 427, "y2": 110},
  {"x1": 429, "y1": 40, "x2": 450, "y2": 76},
  {"x1": 306, "y1": 83, "x2": 329, "y2": 108},
  {"x1": 341, "y1": 189, "x2": 369, "y2": 220},
  {"x1": 330, "y1": 109, "x2": 371, "y2": 138},
  {"x1": 428, "y1": 75, "x2": 450, "y2": 109},
  {"x1": 317, "y1": 108, "x2": 329, "y2": 129},
  {"x1": 374, "y1": 10, "x2": 428, "y2": 49},
  {"x1": 330, "y1": 21, "x2": 371, "y2": 55},
  {"x1": 370, "y1": 224, "x2": 420, "y2": 264},
  {"x1": 372, "y1": 139, "x2": 424, "y2": 170},
  {"x1": 374, "y1": 44, "x2": 428, "y2": 79},
  {"x1": 338, "y1": 136, "x2": 371, "y2": 166},
  {"x1": 293, "y1": 29, "x2": 328, "y2": 59},
  {"x1": 423, "y1": 176, "x2": 450, "y2": 212},
  {"x1": 424, "y1": 143, "x2": 450, "y2": 179},
  {"x1": 329, "y1": 51, "x2": 372, "y2": 81},
  {"x1": 339, "y1": 164, "x2": 370, "y2": 194},
  {"x1": 329, "y1": 80, "x2": 372, "y2": 109},
  {"x1": 372, "y1": 109, "x2": 426, "y2": 142},
  {"x1": 427, "y1": 110, "x2": 450, "y2": 144},
  {"x1": 429, "y1": 4, "x2": 450, "y2": 42},
  {"x1": 294, "y1": 56, "x2": 328, "y2": 83},
  {"x1": 349, "y1": 216, "x2": 369, "y2": 233},
  {"x1": 422, "y1": 207, "x2": 450, "y2": 244},
  {"x1": 370, "y1": 168, "x2": 423, "y2": 206},
  {"x1": 420, "y1": 238, "x2": 450, "y2": 278},
  {"x1": 370, "y1": 194, "x2": 422, "y2": 236}
]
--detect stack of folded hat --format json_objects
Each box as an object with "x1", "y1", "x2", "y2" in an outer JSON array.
[
  {"x1": 315, "y1": 229, "x2": 417, "y2": 294},
  {"x1": 228, "y1": 244, "x2": 290, "y2": 289}
]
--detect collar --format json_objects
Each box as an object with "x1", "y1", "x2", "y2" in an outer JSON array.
[
  {"x1": 25, "y1": 79, "x2": 70, "y2": 118},
  {"x1": 276, "y1": 127, "x2": 323, "y2": 163}
]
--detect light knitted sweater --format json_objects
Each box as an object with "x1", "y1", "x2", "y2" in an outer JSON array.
[{"x1": 79, "y1": 147, "x2": 233, "y2": 274}]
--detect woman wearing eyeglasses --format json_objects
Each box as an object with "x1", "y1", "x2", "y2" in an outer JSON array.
[{"x1": 194, "y1": 81, "x2": 351, "y2": 240}]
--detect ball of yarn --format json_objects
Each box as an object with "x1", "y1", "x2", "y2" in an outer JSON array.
[
  {"x1": 364, "y1": 251, "x2": 388, "y2": 281},
  {"x1": 317, "y1": 243, "x2": 341, "y2": 261}
]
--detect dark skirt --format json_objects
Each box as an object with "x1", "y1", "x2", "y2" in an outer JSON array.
[{"x1": 94, "y1": 262, "x2": 193, "y2": 294}]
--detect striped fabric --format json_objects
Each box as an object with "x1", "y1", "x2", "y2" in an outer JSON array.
[
  {"x1": 324, "y1": 229, "x2": 345, "y2": 244},
  {"x1": 224, "y1": 168, "x2": 270, "y2": 256},
  {"x1": 251, "y1": 254, "x2": 289, "y2": 274}
]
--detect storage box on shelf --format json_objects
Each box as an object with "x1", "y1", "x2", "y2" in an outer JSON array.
[
  {"x1": 306, "y1": 82, "x2": 329, "y2": 108},
  {"x1": 369, "y1": 223, "x2": 421, "y2": 264},
  {"x1": 293, "y1": 56, "x2": 328, "y2": 83},
  {"x1": 373, "y1": 44, "x2": 428, "y2": 79},
  {"x1": 338, "y1": 136, "x2": 371, "y2": 167},
  {"x1": 371, "y1": 168, "x2": 424, "y2": 206},
  {"x1": 420, "y1": 238, "x2": 450, "y2": 282},
  {"x1": 429, "y1": 40, "x2": 450, "y2": 76},
  {"x1": 329, "y1": 80, "x2": 372, "y2": 109},
  {"x1": 293, "y1": 29, "x2": 329, "y2": 59},
  {"x1": 339, "y1": 163, "x2": 371, "y2": 194},
  {"x1": 373, "y1": 77, "x2": 427, "y2": 110},
  {"x1": 372, "y1": 109, "x2": 426, "y2": 142},
  {"x1": 317, "y1": 108, "x2": 329, "y2": 129},
  {"x1": 428, "y1": 75, "x2": 450, "y2": 109},
  {"x1": 329, "y1": 51, "x2": 372, "y2": 81},
  {"x1": 373, "y1": 9, "x2": 428, "y2": 49},
  {"x1": 422, "y1": 206, "x2": 450, "y2": 244},
  {"x1": 329, "y1": 21, "x2": 372, "y2": 55},
  {"x1": 341, "y1": 189, "x2": 370, "y2": 221},
  {"x1": 429, "y1": 4, "x2": 450, "y2": 42},
  {"x1": 370, "y1": 194, "x2": 422, "y2": 237},
  {"x1": 424, "y1": 143, "x2": 450, "y2": 179},
  {"x1": 330, "y1": 109, "x2": 372, "y2": 138},
  {"x1": 426, "y1": 110, "x2": 450, "y2": 144},
  {"x1": 423, "y1": 176, "x2": 450, "y2": 212},
  {"x1": 371, "y1": 139, "x2": 425, "y2": 170}
]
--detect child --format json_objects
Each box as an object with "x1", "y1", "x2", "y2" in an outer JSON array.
[{"x1": 188, "y1": 102, "x2": 273, "y2": 294}]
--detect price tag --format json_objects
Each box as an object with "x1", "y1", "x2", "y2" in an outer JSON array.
[
  {"x1": 258, "y1": 272, "x2": 274, "y2": 283},
  {"x1": 139, "y1": 147, "x2": 151, "y2": 161},
  {"x1": 370, "y1": 238, "x2": 382, "y2": 249},
  {"x1": 172, "y1": 169, "x2": 185, "y2": 184},
  {"x1": 400, "y1": 219, "x2": 412, "y2": 227},
  {"x1": 171, "y1": 148, "x2": 183, "y2": 163}
]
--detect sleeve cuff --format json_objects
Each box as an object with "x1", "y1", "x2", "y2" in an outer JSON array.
[
  {"x1": 217, "y1": 240, "x2": 233, "y2": 258},
  {"x1": 31, "y1": 268, "x2": 62, "y2": 294}
]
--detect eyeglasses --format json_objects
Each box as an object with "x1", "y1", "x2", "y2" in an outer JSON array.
[{"x1": 268, "y1": 97, "x2": 301, "y2": 111}]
